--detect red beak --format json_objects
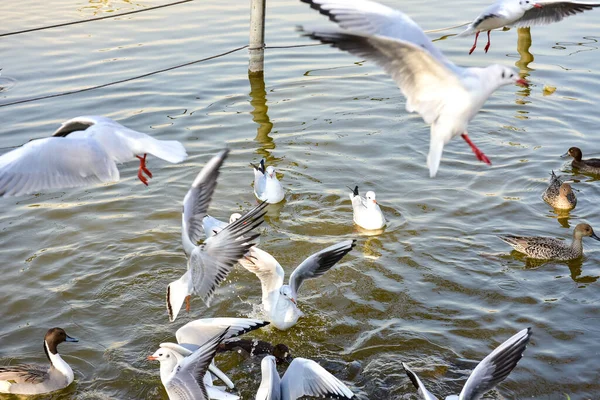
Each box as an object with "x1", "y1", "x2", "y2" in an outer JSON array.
[
  {"x1": 533, "y1": 3, "x2": 542, "y2": 8},
  {"x1": 147, "y1": 355, "x2": 158, "y2": 361},
  {"x1": 516, "y1": 78, "x2": 529, "y2": 87}
]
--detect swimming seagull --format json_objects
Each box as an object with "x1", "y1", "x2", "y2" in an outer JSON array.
[
  {"x1": 257, "y1": 355, "x2": 354, "y2": 400},
  {"x1": 299, "y1": 0, "x2": 528, "y2": 178},
  {"x1": 148, "y1": 327, "x2": 229, "y2": 400},
  {"x1": 460, "y1": 1, "x2": 600, "y2": 54},
  {"x1": 251, "y1": 159, "x2": 285, "y2": 203},
  {"x1": 166, "y1": 149, "x2": 268, "y2": 322},
  {"x1": 0, "y1": 328, "x2": 78, "y2": 395},
  {"x1": 542, "y1": 171, "x2": 576, "y2": 210},
  {"x1": 348, "y1": 186, "x2": 386, "y2": 230},
  {"x1": 498, "y1": 223, "x2": 600, "y2": 260},
  {"x1": 403, "y1": 327, "x2": 532, "y2": 400},
  {"x1": 150, "y1": 318, "x2": 270, "y2": 400},
  {"x1": 240, "y1": 239, "x2": 356, "y2": 330},
  {"x1": 0, "y1": 116, "x2": 188, "y2": 197}
]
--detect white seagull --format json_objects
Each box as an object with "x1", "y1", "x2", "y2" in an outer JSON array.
[
  {"x1": 256, "y1": 355, "x2": 354, "y2": 400},
  {"x1": 148, "y1": 328, "x2": 229, "y2": 400},
  {"x1": 251, "y1": 159, "x2": 285, "y2": 203},
  {"x1": 299, "y1": 0, "x2": 528, "y2": 178},
  {"x1": 149, "y1": 318, "x2": 270, "y2": 400},
  {"x1": 202, "y1": 213, "x2": 242, "y2": 237},
  {"x1": 460, "y1": 0, "x2": 600, "y2": 54},
  {"x1": 403, "y1": 327, "x2": 532, "y2": 400},
  {"x1": 0, "y1": 115, "x2": 188, "y2": 197},
  {"x1": 239, "y1": 240, "x2": 356, "y2": 330},
  {"x1": 348, "y1": 186, "x2": 386, "y2": 230},
  {"x1": 166, "y1": 149, "x2": 268, "y2": 322}
]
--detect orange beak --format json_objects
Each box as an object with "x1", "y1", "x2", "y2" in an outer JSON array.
[
  {"x1": 533, "y1": 3, "x2": 542, "y2": 8},
  {"x1": 291, "y1": 298, "x2": 297, "y2": 305},
  {"x1": 516, "y1": 78, "x2": 529, "y2": 87},
  {"x1": 372, "y1": 200, "x2": 377, "y2": 204},
  {"x1": 147, "y1": 355, "x2": 158, "y2": 361}
]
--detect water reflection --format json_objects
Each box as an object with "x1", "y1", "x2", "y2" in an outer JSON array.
[
  {"x1": 79, "y1": 0, "x2": 141, "y2": 15},
  {"x1": 513, "y1": 252, "x2": 599, "y2": 284},
  {"x1": 515, "y1": 27, "x2": 533, "y2": 105},
  {"x1": 248, "y1": 70, "x2": 274, "y2": 158}
]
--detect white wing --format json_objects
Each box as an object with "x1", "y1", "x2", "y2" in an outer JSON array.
[
  {"x1": 402, "y1": 363, "x2": 440, "y2": 400},
  {"x1": 202, "y1": 215, "x2": 229, "y2": 238},
  {"x1": 256, "y1": 356, "x2": 281, "y2": 400},
  {"x1": 289, "y1": 240, "x2": 356, "y2": 299},
  {"x1": 280, "y1": 357, "x2": 354, "y2": 399},
  {"x1": 181, "y1": 149, "x2": 229, "y2": 256},
  {"x1": 300, "y1": 0, "x2": 454, "y2": 69},
  {"x1": 458, "y1": 328, "x2": 532, "y2": 400},
  {"x1": 240, "y1": 246, "x2": 285, "y2": 299},
  {"x1": 513, "y1": 1, "x2": 600, "y2": 27},
  {"x1": 165, "y1": 329, "x2": 228, "y2": 400},
  {"x1": 174, "y1": 318, "x2": 269, "y2": 347},
  {"x1": 0, "y1": 136, "x2": 119, "y2": 197},
  {"x1": 301, "y1": 29, "x2": 470, "y2": 126},
  {"x1": 188, "y1": 202, "x2": 267, "y2": 305}
]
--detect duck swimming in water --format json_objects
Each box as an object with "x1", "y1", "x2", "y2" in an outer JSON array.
[
  {"x1": 542, "y1": 171, "x2": 576, "y2": 210},
  {"x1": 563, "y1": 147, "x2": 600, "y2": 175}
]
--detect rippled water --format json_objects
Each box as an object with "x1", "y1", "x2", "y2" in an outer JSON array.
[{"x1": 1, "y1": 0, "x2": 600, "y2": 399}]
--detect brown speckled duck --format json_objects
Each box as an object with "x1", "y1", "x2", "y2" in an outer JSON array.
[{"x1": 542, "y1": 171, "x2": 576, "y2": 210}]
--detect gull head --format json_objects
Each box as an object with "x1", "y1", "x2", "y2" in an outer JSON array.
[
  {"x1": 280, "y1": 285, "x2": 297, "y2": 305},
  {"x1": 487, "y1": 65, "x2": 528, "y2": 88},
  {"x1": 365, "y1": 191, "x2": 377, "y2": 206},
  {"x1": 519, "y1": 0, "x2": 542, "y2": 11},
  {"x1": 266, "y1": 166, "x2": 276, "y2": 179},
  {"x1": 148, "y1": 347, "x2": 183, "y2": 384},
  {"x1": 229, "y1": 213, "x2": 242, "y2": 223}
]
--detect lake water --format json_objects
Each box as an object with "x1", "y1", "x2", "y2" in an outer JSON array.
[{"x1": 1, "y1": 0, "x2": 600, "y2": 399}]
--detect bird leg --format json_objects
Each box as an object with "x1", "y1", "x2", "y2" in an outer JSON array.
[
  {"x1": 469, "y1": 31, "x2": 480, "y2": 55},
  {"x1": 484, "y1": 31, "x2": 491, "y2": 53},
  {"x1": 185, "y1": 295, "x2": 191, "y2": 312},
  {"x1": 136, "y1": 154, "x2": 153, "y2": 186},
  {"x1": 461, "y1": 133, "x2": 491, "y2": 165}
]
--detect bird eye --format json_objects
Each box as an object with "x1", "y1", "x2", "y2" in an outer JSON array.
[
  {"x1": 166, "y1": 354, "x2": 170, "y2": 358},
  {"x1": 501, "y1": 71, "x2": 505, "y2": 79},
  {"x1": 510, "y1": 73, "x2": 514, "y2": 77}
]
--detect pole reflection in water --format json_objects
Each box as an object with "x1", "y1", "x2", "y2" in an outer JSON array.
[
  {"x1": 515, "y1": 27, "x2": 533, "y2": 112},
  {"x1": 248, "y1": 70, "x2": 274, "y2": 158}
]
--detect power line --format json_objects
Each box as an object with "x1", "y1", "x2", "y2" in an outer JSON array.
[{"x1": 0, "y1": 0, "x2": 194, "y2": 38}]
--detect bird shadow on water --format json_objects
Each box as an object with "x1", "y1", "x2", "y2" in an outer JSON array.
[{"x1": 504, "y1": 252, "x2": 599, "y2": 284}]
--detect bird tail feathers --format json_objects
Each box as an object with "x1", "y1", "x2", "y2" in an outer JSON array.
[{"x1": 143, "y1": 138, "x2": 188, "y2": 164}]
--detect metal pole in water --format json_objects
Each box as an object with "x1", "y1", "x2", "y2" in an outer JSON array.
[{"x1": 249, "y1": 0, "x2": 266, "y2": 73}]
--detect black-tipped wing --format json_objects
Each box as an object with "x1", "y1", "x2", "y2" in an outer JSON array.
[
  {"x1": 280, "y1": 357, "x2": 354, "y2": 399},
  {"x1": 251, "y1": 158, "x2": 266, "y2": 174},
  {"x1": 165, "y1": 329, "x2": 228, "y2": 400},
  {"x1": 289, "y1": 239, "x2": 356, "y2": 298},
  {"x1": 402, "y1": 363, "x2": 439, "y2": 400},
  {"x1": 514, "y1": 2, "x2": 600, "y2": 27},
  {"x1": 459, "y1": 328, "x2": 532, "y2": 400},
  {"x1": 189, "y1": 202, "x2": 268, "y2": 305},
  {"x1": 181, "y1": 149, "x2": 229, "y2": 255},
  {"x1": 174, "y1": 317, "x2": 270, "y2": 347}
]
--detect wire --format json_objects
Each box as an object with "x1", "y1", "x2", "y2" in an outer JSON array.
[
  {"x1": 0, "y1": 45, "x2": 249, "y2": 108},
  {"x1": 0, "y1": 0, "x2": 193, "y2": 38}
]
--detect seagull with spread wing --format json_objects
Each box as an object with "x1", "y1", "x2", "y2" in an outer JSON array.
[
  {"x1": 459, "y1": 0, "x2": 600, "y2": 54},
  {"x1": 240, "y1": 240, "x2": 356, "y2": 330},
  {"x1": 166, "y1": 149, "x2": 268, "y2": 322},
  {"x1": 299, "y1": 0, "x2": 528, "y2": 178},
  {"x1": 403, "y1": 328, "x2": 532, "y2": 400},
  {"x1": 0, "y1": 116, "x2": 187, "y2": 196}
]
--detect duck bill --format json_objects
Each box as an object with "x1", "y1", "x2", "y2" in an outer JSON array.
[
  {"x1": 516, "y1": 78, "x2": 529, "y2": 87},
  {"x1": 560, "y1": 152, "x2": 569, "y2": 158},
  {"x1": 591, "y1": 232, "x2": 600, "y2": 242},
  {"x1": 65, "y1": 335, "x2": 79, "y2": 343},
  {"x1": 147, "y1": 355, "x2": 158, "y2": 361}
]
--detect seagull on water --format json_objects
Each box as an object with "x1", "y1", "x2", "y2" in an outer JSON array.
[
  {"x1": 256, "y1": 355, "x2": 354, "y2": 400},
  {"x1": 148, "y1": 327, "x2": 229, "y2": 400},
  {"x1": 460, "y1": 0, "x2": 600, "y2": 54},
  {"x1": 149, "y1": 318, "x2": 270, "y2": 400},
  {"x1": 239, "y1": 240, "x2": 356, "y2": 330},
  {"x1": 348, "y1": 186, "x2": 386, "y2": 230},
  {"x1": 251, "y1": 159, "x2": 285, "y2": 203},
  {"x1": 403, "y1": 327, "x2": 532, "y2": 400},
  {"x1": 299, "y1": 0, "x2": 528, "y2": 177},
  {"x1": 166, "y1": 149, "x2": 268, "y2": 322},
  {"x1": 0, "y1": 116, "x2": 188, "y2": 196},
  {"x1": 0, "y1": 328, "x2": 78, "y2": 395}
]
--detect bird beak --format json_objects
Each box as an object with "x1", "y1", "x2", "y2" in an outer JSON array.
[
  {"x1": 560, "y1": 152, "x2": 569, "y2": 158},
  {"x1": 290, "y1": 298, "x2": 297, "y2": 305},
  {"x1": 147, "y1": 355, "x2": 158, "y2": 361},
  {"x1": 591, "y1": 232, "x2": 600, "y2": 241},
  {"x1": 516, "y1": 78, "x2": 529, "y2": 87},
  {"x1": 65, "y1": 335, "x2": 79, "y2": 343},
  {"x1": 533, "y1": 3, "x2": 542, "y2": 8},
  {"x1": 269, "y1": 172, "x2": 274, "y2": 178},
  {"x1": 372, "y1": 200, "x2": 377, "y2": 204}
]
